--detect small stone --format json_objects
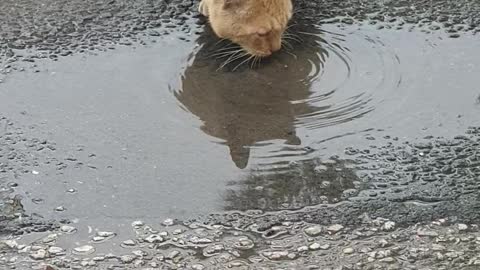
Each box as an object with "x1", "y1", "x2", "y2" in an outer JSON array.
[
  {"x1": 383, "y1": 221, "x2": 396, "y2": 231},
  {"x1": 319, "y1": 244, "x2": 330, "y2": 250},
  {"x1": 297, "y1": 246, "x2": 309, "y2": 252},
  {"x1": 43, "y1": 234, "x2": 58, "y2": 243},
  {"x1": 343, "y1": 248, "x2": 354, "y2": 254},
  {"x1": 32, "y1": 170, "x2": 39, "y2": 175},
  {"x1": 417, "y1": 229, "x2": 439, "y2": 237},
  {"x1": 234, "y1": 237, "x2": 254, "y2": 250},
  {"x1": 92, "y1": 236, "x2": 105, "y2": 242},
  {"x1": 458, "y1": 224, "x2": 468, "y2": 231},
  {"x1": 30, "y1": 249, "x2": 47, "y2": 260},
  {"x1": 97, "y1": 231, "x2": 115, "y2": 238},
  {"x1": 2, "y1": 240, "x2": 18, "y2": 249},
  {"x1": 432, "y1": 244, "x2": 446, "y2": 251},
  {"x1": 73, "y1": 245, "x2": 95, "y2": 255},
  {"x1": 132, "y1": 221, "x2": 144, "y2": 227},
  {"x1": 55, "y1": 206, "x2": 66, "y2": 212},
  {"x1": 327, "y1": 224, "x2": 344, "y2": 233},
  {"x1": 48, "y1": 246, "x2": 64, "y2": 255},
  {"x1": 120, "y1": 254, "x2": 137, "y2": 263},
  {"x1": 309, "y1": 243, "x2": 321, "y2": 250},
  {"x1": 378, "y1": 239, "x2": 390, "y2": 247},
  {"x1": 191, "y1": 264, "x2": 205, "y2": 270},
  {"x1": 145, "y1": 234, "x2": 164, "y2": 243},
  {"x1": 163, "y1": 218, "x2": 174, "y2": 226},
  {"x1": 132, "y1": 250, "x2": 147, "y2": 257},
  {"x1": 304, "y1": 225, "x2": 323, "y2": 236},
  {"x1": 263, "y1": 250, "x2": 289, "y2": 260},
  {"x1": 122, "y1": 240, "x2": 136, "y2": 246},
  {"x1": 379, "y1": 257, "x2": 395, "y2": 263},
  {"x1": 60, "y1": 225, "x2": 77, "y2": 234},
  {"x1": 314, "y1": 165, "x2": 328, "y2": 172},
  {"x1": 93, "y1": 256, "x2": 106, "y2": 261},
  {"x1": 149, "y1": 262, "x2": 159, "y2": 268}
]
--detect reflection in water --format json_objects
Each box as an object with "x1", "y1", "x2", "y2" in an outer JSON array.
[
  {"x1": 175, "y1": 23, "x2": 326, "y2": 169},
  {"x1": 173, "y1": 21, "x2": 377, "y2": 169},
  {"x1": 224, "y1": 159, "x2": 359, "y2": 211}
]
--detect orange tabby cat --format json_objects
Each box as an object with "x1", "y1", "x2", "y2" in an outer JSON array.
[{"x1": 199, "y1": 0, "x2": 293, "y2": 57}]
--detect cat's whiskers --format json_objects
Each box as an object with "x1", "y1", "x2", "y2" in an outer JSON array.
[
  {"x1": 212, "y1": 48, "x2": 243, "y2": 59},
  {"x1": 297, "y1": 31, "x2": 318, "y2": 37},
  {"x1": 213, "y1": 38, "x2": 229, "y2": 48},
  {"x1": 283, "y1": 33, "x2": 303, "y2": 43},
  {"x1": 232, "y1": 55, "x2": 254, "y2": 71},
  {"x1": 218, "y1": 51, "x2": 248, "y2": 71},
  {"x1": 250, "y1": 55, "x2": 261, "y2": 69},
  {"x1": 281, "y1": 38, "x2": 294, "y2": 50},
  {"x1": 284, "y1": 50, "x2": 298, "y2": 60}
]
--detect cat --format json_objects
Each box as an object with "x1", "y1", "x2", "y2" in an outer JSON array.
[{"x1": 198, "y1": 0, "x2": 293, "y2": 57}]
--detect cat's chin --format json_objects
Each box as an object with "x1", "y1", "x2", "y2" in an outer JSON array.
[{"x1": 244, "y1": 48, "x2": 273, "y2": 58}]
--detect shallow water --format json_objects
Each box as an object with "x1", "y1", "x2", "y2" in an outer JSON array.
[{"x1": 1, "y1": 23, "x2": 480, "y2": 235}]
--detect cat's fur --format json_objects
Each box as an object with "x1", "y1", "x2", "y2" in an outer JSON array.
[{"x1": 199, "y1": 0, "x2": 293, "y2": 57}]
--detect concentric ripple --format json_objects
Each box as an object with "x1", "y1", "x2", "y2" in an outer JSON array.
[{"x1": 172, "y1": 23, "x2": 402, "y2": 170}]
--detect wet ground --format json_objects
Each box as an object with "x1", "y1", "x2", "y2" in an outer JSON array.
[{"x1": 1, "y1": 0, "x2": 480, "y2": 269}]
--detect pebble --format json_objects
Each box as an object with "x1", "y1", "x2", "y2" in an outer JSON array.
[
  {"x1": 263, "y1": 250, "x2": 289, "y2": 260},
  {"x1": 42, "y1": 233, "x2": 58, "y2": 243},
  {"x1": 60, "y1": 225, "x2": 77, "y2": 234},
  {"x1": 122, "y1": 239, "x2": 136, "y2": 246},
  {"x1": 234, "y1": 237, "x2": 255, "y2": 250},
  {"x1": 120, "y1": 254, "x2": 137, "y2": 263},
  {"x1": 383, "y1": 221, "x2": 396, "y2": 231},
  {"x1": 93, "y1": 256, "x2": 106, "y2": 262},
  {"x1": 73, "y1": 245, "x2": 95, "y2": 255},
  {"x1": 417, "y1": 229, "x2": 439, "y2": 237},
  {"x1": 48, "y1": 246, "x2": 64, "y2": 255},
  {"x1": 163, "y1": 218, "x2": 174, "y2": 226},
  {"x1": 432, "y1": 244, "x2": 446, "y2": 251},
  {"x1": 304, "y1": 225, "x2": 323, "y2": 236},
  {"x1": 55, "y1": 206, "x2": 66, "y2": 212},
  {"x1": 132, "y1": 220, "x2": 144, "y2": 227},
  {"x1": 92, "y1": 236, "x2": 105, "y2": 242},
  {"x1": 343, "y1": 247, "x2": 355, "y2": 254},
  {"x1": 191, "y1": 264, "x2": 205, "y2": 270},
  {"x1": 97, "y1": 231, "x2": 115, "y2": 237},
  {"x1": 458, "y1": 224, "x2": 468, "y2": 231},
  {"x1": 144, "y1": 234, "x2": 164, "y2": 243},
  {"x1": 298, "y1": 246, "x2": 309, "y2": 252},
  {"x1": 327, "y1": 224, "x2": 344, "y2": 233},
  {"x1": 379, "y1": 257, "x2": 395, "y2": 263},
  {"x1": 2, "y1": 240, "x2": 18, "y2": 249},
  {"x1": 30, "y1": 249, "x2": 47, "y2": 260}
]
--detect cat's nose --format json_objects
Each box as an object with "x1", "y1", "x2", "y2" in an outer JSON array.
[{"x1": 270, "y1": 42, "x2": 282, "y2": 53}]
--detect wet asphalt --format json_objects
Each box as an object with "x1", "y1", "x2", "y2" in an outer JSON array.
[{"x1": 1, "y1": 0, "x2": 480, "y2": 269}]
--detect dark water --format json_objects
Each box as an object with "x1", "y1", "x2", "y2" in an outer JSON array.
[
  {"x1": 172, "y1": 24, "x2": 402, "y2": 171},
  {"x1": 1, "y1": 22, "x2": 480, "y2": 235}
]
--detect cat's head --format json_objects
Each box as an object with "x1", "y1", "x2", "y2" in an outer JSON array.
[{"x1": 203, "y1": 0, "x2": 293, "y2": 57}]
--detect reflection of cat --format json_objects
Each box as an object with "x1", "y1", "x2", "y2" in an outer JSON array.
[
  {"x1": 198, "y1": 0, "x2": 293, "y2": 57},
  {"x1": 174, "y1": 23, "x2": 326, "y2": 169}
]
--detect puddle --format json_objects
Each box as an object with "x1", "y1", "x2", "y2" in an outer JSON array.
[
  {"x1": 1, "y1": 22, "x2": 480, "y2": 234},
  {"x1": 172, "y1": 23, "x2": 402, "y2": 170}
]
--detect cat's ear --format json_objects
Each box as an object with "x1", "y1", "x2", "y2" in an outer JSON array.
[{"x1": 223, "y1": 0, "x2": 243, "y2": 9}]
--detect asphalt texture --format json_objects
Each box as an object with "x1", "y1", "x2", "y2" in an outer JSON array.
[{"x1": 1, "y1": 0, "x2": 480, "y2": 269}]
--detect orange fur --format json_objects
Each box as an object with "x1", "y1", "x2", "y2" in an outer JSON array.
[{"x1": 199, "y1": 0, "x2": 293, "y2": 57}]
